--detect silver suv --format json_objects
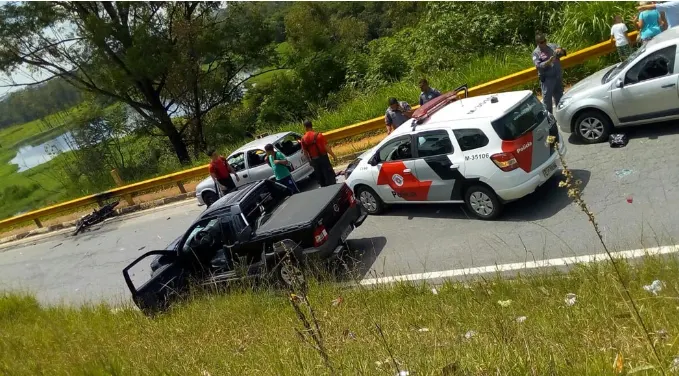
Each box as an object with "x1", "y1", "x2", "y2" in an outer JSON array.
[{"x1": 555, "y1": 28, "x2": 679, "y2": 144}]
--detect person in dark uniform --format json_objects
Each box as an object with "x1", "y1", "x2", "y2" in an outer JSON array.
[
  {"x1": 300, "y1": 120, "x2": 337, "y2": 187},
  {"x1": 532, "y1": 33, "x2": 567, "y2": 114},
  {"x1": 207, "y1": 149, "x2": 240, "y2": 195}
]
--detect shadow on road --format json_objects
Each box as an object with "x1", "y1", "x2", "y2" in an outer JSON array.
[
  {"x1": 567, "y1": 120, "x2": 679, "y2": 145},
  {"x1": 382, "y1": 169, "x2": 591, "y2": 222},
  {"x1": 334, "y1": 236, "x2": 387, "y2": 281}
]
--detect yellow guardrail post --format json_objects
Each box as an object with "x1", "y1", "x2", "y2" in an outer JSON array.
[
  {"x1": 0, "y1": 33, "x2": 638, "y2": 232},
  {"x1": 110, "y1": 168, "x2": 135, "y2": 206}
]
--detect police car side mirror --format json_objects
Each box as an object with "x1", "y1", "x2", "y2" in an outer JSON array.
[
  {"x1": 368, "y1": 154, "x2": 379, "y2": 166},
  {"x1": 615, "y1": 78, "x2": 624, "y2": 89}
]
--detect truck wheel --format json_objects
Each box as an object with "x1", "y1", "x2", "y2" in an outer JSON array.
[
  {"x1": 574, "y1": 110, "x2": 611, "y2": 144},
  {"x1": 202, "y1": 191, "x2": 218, "y2": 207},
  {"x1": 276, "y1": 262, "x2": 305, "y2": 287},
  {"x1": 464, "y1": 185, "x2": 502, "y2": 220},
  {"x1": 355, "y1": 186, "x2": 384, "y2": 215}
]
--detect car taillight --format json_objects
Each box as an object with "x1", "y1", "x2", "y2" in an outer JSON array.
[
  {"x1": 491, "y1": 152, "x2": 519, "y2": 172},
  {"x1": 346, "y1": 188, "x2": 356, "y2": 207},
  {"x1": 313, "y1": 224, "x2": 328, "y2": 247}
]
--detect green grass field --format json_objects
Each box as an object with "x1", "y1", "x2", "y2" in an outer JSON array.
[{"x1": 0, "y1": 255, "x2": 676, "y2": 375}]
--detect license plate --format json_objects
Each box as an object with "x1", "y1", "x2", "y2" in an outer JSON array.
[
  {"x1": 340, "y1": 225, "x2": 353, "y2": 242},
  {"x1": 542, "y1": 162, "x2": 557, "y2": 178}
]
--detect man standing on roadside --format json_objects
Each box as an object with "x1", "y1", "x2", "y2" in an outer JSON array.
[
  {"x1": 638, "y1": 1, "x2": 679, "y2": 29},
  {"x1": 207, "y1": 149, "x2": 240, "y2": 196},
  {"x1": 532, "y1": 33, "x2": 567, "y2": 114},
  {"x1": 419, "y1": 79, "x2": 441, "y2": 105},
  {"x1": 301, "y1": 120, "x2": 337, "y2": 187},
  {"x1": 385, "y1": 97, "x2": 412, "y2": 135}
]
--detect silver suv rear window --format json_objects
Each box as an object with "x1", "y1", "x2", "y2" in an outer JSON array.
[{"x1": 490, "y1": 96, "x2": 546, "y2": 140}]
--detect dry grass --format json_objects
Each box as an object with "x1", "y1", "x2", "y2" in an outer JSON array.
[{"x1": 1, "y1": 256, "x2": 678, "y2": 375}]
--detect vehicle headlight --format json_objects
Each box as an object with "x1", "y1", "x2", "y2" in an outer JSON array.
[
  {"x1": 557, "y1": 96, "x2": 572, "y2": 111},
  {"x1": 344, "y1": 158, "x2": 361, "y2": 179}
]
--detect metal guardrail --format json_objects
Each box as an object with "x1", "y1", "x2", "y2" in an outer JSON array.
[{"x1": 0, "y1": 33, "x2": 636, "y2": 230}]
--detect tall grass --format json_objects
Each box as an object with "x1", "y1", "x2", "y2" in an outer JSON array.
[{"x1": 1, "y1": 256, "x2": 678, "y2": 375}]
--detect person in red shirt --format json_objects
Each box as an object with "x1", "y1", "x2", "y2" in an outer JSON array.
[
  {"x1": 300, "y1": 120, "x2": 337, "y2": 187},
  {"x1": 207, "y1": 149, "x2": 240, "y2": 195}
]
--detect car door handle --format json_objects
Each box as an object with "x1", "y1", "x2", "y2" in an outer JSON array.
[
  {"x1": 403, "y1": 169, "x2": 412, "y2": 174},
  {"x1": 662, "y1": 83, "x2": 676, "y2": 88},
  {"x1": 450, "y1": 164, "x2": 459, "y2": 169},
  {"x1": 242, "y1": 174, "x2": 248, "y2": 178}
]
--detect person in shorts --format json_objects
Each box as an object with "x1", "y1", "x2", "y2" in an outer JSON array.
[
  {"x1": 207, "y1": 149, "x2": 239, "y2": 195},
  {"x1": 264, "y1": 143, "x2": 299, "y2": 194},
  {"x1": 611, "y1": 15, "x2": 633, "y2": 61}
]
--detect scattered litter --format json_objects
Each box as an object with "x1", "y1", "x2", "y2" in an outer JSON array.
[
  {"x1": 643, "y1": 280, "x2": 664, "y2": 295},
  {"x1": 516, "y1": 316, "x2": 527, "y2": 323},
  {"x1": 670, "y1": 357, "x2": 679, "y2": 372},
  {"x1": 397, "y1": 371, "x2": 410, "y2": 376},
  {"x1": 565, "y1": 293, "x2": 577, "y2": 306},
  {"x1": 417, "y1": 327, "x2": 430, "y2": 332},
  {"x1": 497, "y1": 299, "x2": 512, "y2": 307},
  {"x1": 614, "y1": 353, "x2": 624, "y2": 374},
  {"x1": 138, "y1": 246, "x2": 146, "y2": 251},
  {"x1": 343, "y1": 329, "x2": 356, "y2": 339},
  {"x1": 157, "y1": 235, "x2": 162, "y2": 240},
  {"x1": 50, "y1": 242, "x2": 63, "y2": 249},
  {"x1": 431, "y1": 287, "x2": 438, "y2": 295},
  {"x1": 464, "y1": 330, "x2": 476, "y2": 339},
  {"x1": 626, "y1": 196, "x2": 634, "y2": 204},
  {"x1": 609, "y1": 133, "x2": 629, "y2": 148},
  {"x1": 615, "y1": 169, "x2": 633, "y2": 178},
  {"x1": 331, "y1": 297, "x2": 343, "y2": 307},
  {"x1": 166, "y1": 217, "x2": 171, "y2": 220}
]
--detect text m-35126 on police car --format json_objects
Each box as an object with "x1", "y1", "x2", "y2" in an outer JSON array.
[{"x1": 465, "y1": 153, "x2": 490, "y2": 161}]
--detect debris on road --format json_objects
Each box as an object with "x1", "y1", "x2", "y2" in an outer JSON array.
[
  {"x1": 615, "y1": 169, "x2": 633, "y2": 178},
  {"x1": 626, "y1": 196, "x2": 634, "y2": 204},
  {"x1": 643, "y1": 280, "x2": 664, "y2": 295},
  {"x1": 138, "y1": 246, "x2": 146, "y2": 251},
  {"x1": 609, "y1": 133, "x2": 629, "y2": 148}
]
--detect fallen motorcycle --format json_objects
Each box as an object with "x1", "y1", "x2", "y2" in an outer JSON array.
[{"x1": 73, "y1": 200, "x2": 120, "y2": 236}]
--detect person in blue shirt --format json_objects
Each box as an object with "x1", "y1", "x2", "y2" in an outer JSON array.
[
  {"x1": 636, "y1": 2, "x2": 664, "y2": 45},
  {"x1": 264, "y1": 144, "x2": 299, "y2": 195},
  {"x1": 639, "y1": 1, "x2": 679, "y2": 29},
  {"x1": 419, "y1": 79, "x2": 441, "y2": 105}
]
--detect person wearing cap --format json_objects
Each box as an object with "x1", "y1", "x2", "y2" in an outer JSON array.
[
  {"x1": 638, "y1": 1, "x2": 678, "y2": 29},
  {"x1": 531, "y1": 33, "x2": 567, "y2": 114},
  {"x1": 300, "y1": 120, "x2": 337, "y2": 187},
  {"x1": 419, "y1": 79, "x2": 441, "y2": 105},
  {"x1": 385, "y1": 97, "x2": 412, "y2": 135}
]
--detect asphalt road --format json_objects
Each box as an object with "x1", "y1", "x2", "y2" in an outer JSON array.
[{"x1": 2, "y1": 122, "x2": 679, "y2": 306}]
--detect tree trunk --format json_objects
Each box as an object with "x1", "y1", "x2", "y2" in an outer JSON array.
[{"x1": 166, "y1": 125, "x2": 191, "y2": 165}]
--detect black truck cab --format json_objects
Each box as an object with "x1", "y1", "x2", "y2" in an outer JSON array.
[{"x1": 123, "y1": 180, "x2": 367, "y2": 314}]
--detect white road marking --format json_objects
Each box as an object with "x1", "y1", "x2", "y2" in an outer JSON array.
[{"x1": 359, "y1": 245, "x2": 679, "y2": 286}]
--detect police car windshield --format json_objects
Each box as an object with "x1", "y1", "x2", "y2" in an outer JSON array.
[{"x1": 490, "y1": 96, "x2": 546, "y2": 141}]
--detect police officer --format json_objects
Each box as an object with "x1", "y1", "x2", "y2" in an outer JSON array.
[
  {"x1": 385, "y1": 97, "x2": 412, "y2": 135},
  {"x1": 419, "y1": 79, "x2": 441, "y2": 105},
  {"x1": 532, "y1": 33, "x2": 567, "y2": 113}
]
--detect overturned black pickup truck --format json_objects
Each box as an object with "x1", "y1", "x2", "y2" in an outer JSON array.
[{"x1": 123, "y1": 179, "x2": 367, "y2": 313}]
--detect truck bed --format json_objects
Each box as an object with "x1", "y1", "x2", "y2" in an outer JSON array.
[{"x1": 255, "y1": 184, "x2": 342, "y2": 236}]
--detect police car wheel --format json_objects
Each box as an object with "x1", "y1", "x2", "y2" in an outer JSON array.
[
  {"x1": 574, "y1": 110, "x2": 611, "y2": 144},
  {"x1": 356, "y1": 186, "x2": 383, "y2": 215},
  {"x1": 464, "y1": 185, "x2": 502, "y2": 220}
]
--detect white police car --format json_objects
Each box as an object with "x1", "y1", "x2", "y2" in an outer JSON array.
[{"x1": 343, "y1": 86, "x2": 567, "y2": 220}]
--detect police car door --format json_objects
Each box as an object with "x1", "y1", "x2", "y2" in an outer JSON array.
[
  {"x1": 371, "y1": 135, "x2": 423, "y2": 203},
  {"x1": 411, "y1": 129, "x2": 466, "y2": 202}
]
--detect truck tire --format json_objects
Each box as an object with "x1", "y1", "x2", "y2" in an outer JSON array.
[
  {"x1": 276, "y1": 262, "x2": 305, "y2": 287},
  {"x1": 464, "y1": 185, "x2": 502, "y2": 220},
  {"x1": 355, "y1": 185, "x2": 384, "y2": 215}
]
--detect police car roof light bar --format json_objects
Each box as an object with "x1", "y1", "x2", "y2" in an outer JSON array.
[{"x1": 411, "y1": 83, "x2": 469, "y2": 129}]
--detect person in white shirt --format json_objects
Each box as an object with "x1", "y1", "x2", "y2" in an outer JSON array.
[{"x1": 611, "y1": 15, "x2": 633, "y2": 61}]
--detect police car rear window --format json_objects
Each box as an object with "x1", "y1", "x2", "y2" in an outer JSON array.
[{"x1": 490, "y1": 96, "x2": 546, "y2": 141}]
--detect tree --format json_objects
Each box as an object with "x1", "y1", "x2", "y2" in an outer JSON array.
[{"x1": 0, "y1": 2, "x2": 276, "y2": 164}]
